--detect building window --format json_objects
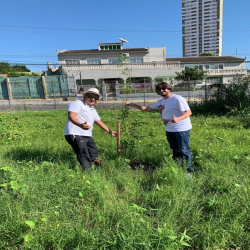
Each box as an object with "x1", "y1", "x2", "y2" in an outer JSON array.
[
  {"x1": 184, "y1": 64, "x2": 203, "y2": 69},
  {"x1": 130, "y1": 57, "x2": 143, "y2": 63},
  {"x1": 108, "y1": 58, "x2": 121, "y2": 64},
  {"x1": 87, "y1": 59, "x2": 101, "y2": 64},
  {"x1": 100, "y1": 45, "x2": 121, "y2": 50},
  {"x1": 205, "y1": 64, "x2": 224, "y2": 70},
  {"x1": 65, "y1": 59, "x2": 80, "y2": 65}
]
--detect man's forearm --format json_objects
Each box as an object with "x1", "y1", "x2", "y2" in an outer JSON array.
[
  {"x1": 127, "y1": 103, "x2": 152, "y2": 111},
  {"x1": 177, "y1": 110, "x2": 192, "y2": 122}
]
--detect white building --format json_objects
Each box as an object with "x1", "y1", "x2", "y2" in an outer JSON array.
[
  {"x1": 182, "y1": 0, "x2": 223, "y2": 57},
  {"x1": 165, "y1": 56, "x2": 247, "y2": 84},
  {"x1": 57, "y1": 42, "x2": 178, "y2": 96},
  {"x1": 55, "y1": 42, "x2": 247, "y2": 98}
]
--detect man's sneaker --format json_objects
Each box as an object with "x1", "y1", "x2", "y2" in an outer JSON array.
[
  {"x1": 93, "y1": 158, "x2": 104, "y2": 166},
  {"x1": 187, "y1": 167, "x2": 194, "y2": 173}
]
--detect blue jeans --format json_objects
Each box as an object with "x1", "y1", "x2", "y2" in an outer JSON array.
[{"x1": 166, "y1": 130, "x2": 193, "y2": 172}]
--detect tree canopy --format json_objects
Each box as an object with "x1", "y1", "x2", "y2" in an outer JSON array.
[
  {"x1": 175, "y1": 67, "x2": 207, "y2": 81},
  {"x1": 0, "y1": 61, "x2": 31, "y2": 74},
  {"x1": 199, "y1": 52, "x2": 215, "y2": 57}
]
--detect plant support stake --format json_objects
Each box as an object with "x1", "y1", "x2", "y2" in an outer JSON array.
[{"x1": 117, "y1": 120, "x2": 121, "y2": 157}]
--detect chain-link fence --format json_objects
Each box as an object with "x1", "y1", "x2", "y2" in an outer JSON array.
[{"x1": 119, "y1": 80, "x2": 225, "y2": 105}]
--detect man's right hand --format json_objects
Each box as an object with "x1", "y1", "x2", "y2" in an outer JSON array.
[
  {"x1": 81, "y1": 121, "x2": 91, "y2": 130},
  {"x1": 125, "y1": 101, "x2": 131, "y2": 106}
]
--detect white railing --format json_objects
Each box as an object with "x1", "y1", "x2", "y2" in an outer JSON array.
[
  {"x1": 208, "y1": 69, "x2": 248, "y2": 75},
  {"x1": 61, "y1": 62, "x2": 180, "y2": 71}
]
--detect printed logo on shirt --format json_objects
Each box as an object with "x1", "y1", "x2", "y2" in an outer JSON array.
[
  {"x1": 158, "y1": 105, "x2": 170, "y2": 126},
  {"x1": 158, "y1": 105, "x2": 165, "y2": 115}
]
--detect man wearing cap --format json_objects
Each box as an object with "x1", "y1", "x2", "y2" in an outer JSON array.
[{"x1": 65, "y1": 88, "x2": 117, "y2": 171}]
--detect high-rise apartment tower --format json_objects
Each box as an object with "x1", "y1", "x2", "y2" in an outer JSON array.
[{"x1": 182, "y1": 0, "x2": 223, "y2": 57}]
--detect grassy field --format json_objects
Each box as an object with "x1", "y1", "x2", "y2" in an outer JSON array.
[{"x1": 0, "y1": 108, "x2": 250, "y2": 249}]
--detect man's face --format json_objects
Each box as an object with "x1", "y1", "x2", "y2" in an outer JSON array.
[
  {"x1": 84, "y1": 93, "x2": 99, "y2": 106},
  {"x1": 156, "y1": 87, "x2": 170, "y2": 97}
]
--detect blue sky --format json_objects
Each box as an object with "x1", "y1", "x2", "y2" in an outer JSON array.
[{"x1": 0, "y1": 0, "x2": 250, "y2": 72}]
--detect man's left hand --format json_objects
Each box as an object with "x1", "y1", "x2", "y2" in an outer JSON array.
[{"x1": 171, "y1": 115, "x2": 180, "y2": 125}]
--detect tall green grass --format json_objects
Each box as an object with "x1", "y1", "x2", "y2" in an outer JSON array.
[{"x1": 0, "y1": 109, "x2": 249, "y2": 249}]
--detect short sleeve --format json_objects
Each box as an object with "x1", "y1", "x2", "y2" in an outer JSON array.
[
  {"x1": 93, "y1": 110, "x2": 101, "y2": 121},
  {"x1": 150, "y1": 99, "x2": 162, "y2": 109},
  {"x1": 68, "y1": 100, "x2": 82, "y2": 113},
  {"x1": 175, "y1": 96, "x2": 190, "y2": 112}
]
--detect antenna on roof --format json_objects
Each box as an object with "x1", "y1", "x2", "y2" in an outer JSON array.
[{"x1": 119, "y1": 38, "x2": 128, "y2": 46}]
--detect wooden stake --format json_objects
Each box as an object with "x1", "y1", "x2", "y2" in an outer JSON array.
[
  {"x1": 117, "y1": 120, "x2": 121, "y2": 157},
  {"x1": 4, "y1": 106, "x2": 13, "y2": 114}
]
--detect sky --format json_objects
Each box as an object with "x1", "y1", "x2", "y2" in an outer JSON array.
[{"x1": 0, "y1": 0, "x2": 250, "y2": 72}]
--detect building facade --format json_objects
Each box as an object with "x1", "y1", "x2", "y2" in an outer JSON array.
[
  {"x1": 182, "y1": 0, "x2": 223, "y2": 57},
  {"x1": 165, "y1": 56, "x2": 247, "y2": 84},
  {"x1": 57, "y1": 42, "x2": 178, "y2": 97},
  {"x1": 55, "y1": 42, "x2": 247, "y2": 99}
]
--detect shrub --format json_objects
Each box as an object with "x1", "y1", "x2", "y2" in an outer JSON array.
[{"x1": 191, "y1": 76, "x2": 250, "y2": 116}]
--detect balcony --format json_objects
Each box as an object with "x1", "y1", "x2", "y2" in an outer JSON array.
[
  {"x1": 61, "y1": 61, "x2": 180, "y2": 71},
  {"x1": 208, "y1": 69, "x2": 248, "y2": 76}
]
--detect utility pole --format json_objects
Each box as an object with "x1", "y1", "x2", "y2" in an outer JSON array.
[{"x1": 143, "y1": 77, "x2": 146, "y2": 106}]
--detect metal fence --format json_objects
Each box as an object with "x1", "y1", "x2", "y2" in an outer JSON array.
[
  {"x1": 10, "y1": 76, "x2": 44, "y2": 99},
  {"x1": 119, "y1": 83, "x2": 222, "y2": 105},
  {"x1": 0, "y1": 77, "x2": 9, "y2": 99},
  {"x1": 45, "y1": 76, "x2": 69, "y2": 98},
  {"x1": 0, "y1": 76, "x2": 69, "y2": 100}
]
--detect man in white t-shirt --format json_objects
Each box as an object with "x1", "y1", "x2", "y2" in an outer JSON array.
[
  {"x1": 125, "y1": 82, "x2": 194, "y2": 176},
  {"x1": 65, "y1": 88, "x2": 117, "y2": 170}
]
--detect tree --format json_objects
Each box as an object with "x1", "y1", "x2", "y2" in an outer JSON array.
[
  {"x1": 0, "y1": 62, "x2": 11, "y2": 74},
  {"x1": 117, "y1": 53, "x2": 132, "y2": 89},
  {"x1": 175, "y1": 67, "x2": 207, "y2": 82},
  {"x1": 0, "y1": 61, "x2": 31, "y2": 74},
  {"x1": 199, "y1": 52, "x2": 215, "y2": 57},
  {"x1": 11, "y1": 65, "x2": 31, "y2": 72}
]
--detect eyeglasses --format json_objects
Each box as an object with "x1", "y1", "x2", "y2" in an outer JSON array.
[
  {"x1": 156, "y1": 87, "x2": 167, "y2": 93},
  {"x1": 86, "y1": 94, "x2": 99, "y2": 100}
]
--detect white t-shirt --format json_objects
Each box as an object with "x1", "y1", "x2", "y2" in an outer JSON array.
[
  {"x1": 150, "y1": 94, "x2": 192, "y2": 132},
  {"x1": 64, "y1": 100, "x2": 100, "y2": 136}
]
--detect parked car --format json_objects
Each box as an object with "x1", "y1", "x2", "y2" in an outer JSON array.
[{"x1": 195, "y1": 82, "x2": 206, "y2": 89}]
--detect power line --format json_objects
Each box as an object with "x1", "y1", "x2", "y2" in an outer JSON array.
[
  {"x1": 0, "y1": 25, "x2": 181, "y2": 33},
  {"x1": 1, "y1": 25, "x2": 250, "y2": 33},
  {"x1": 4, "y1": 61, "x2": 250, "y2": 66},
  {"x1": 1, "y1": 28, "x2": 250, "y2": 41},
  {"x1": 0, "y1": 29, "x2": 183, "y2": 39}
]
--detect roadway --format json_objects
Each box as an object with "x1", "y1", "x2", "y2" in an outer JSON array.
[{"x1": 0, "y1": 90, "x2": 211, "y2": 112}]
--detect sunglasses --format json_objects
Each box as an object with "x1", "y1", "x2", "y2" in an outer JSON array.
[
  {"x1": 156, "y1": 87, "x2": 167, "y2": 92},
  {"x1": 86, "y1": 94, "x2": 99, "y2": 100}
]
